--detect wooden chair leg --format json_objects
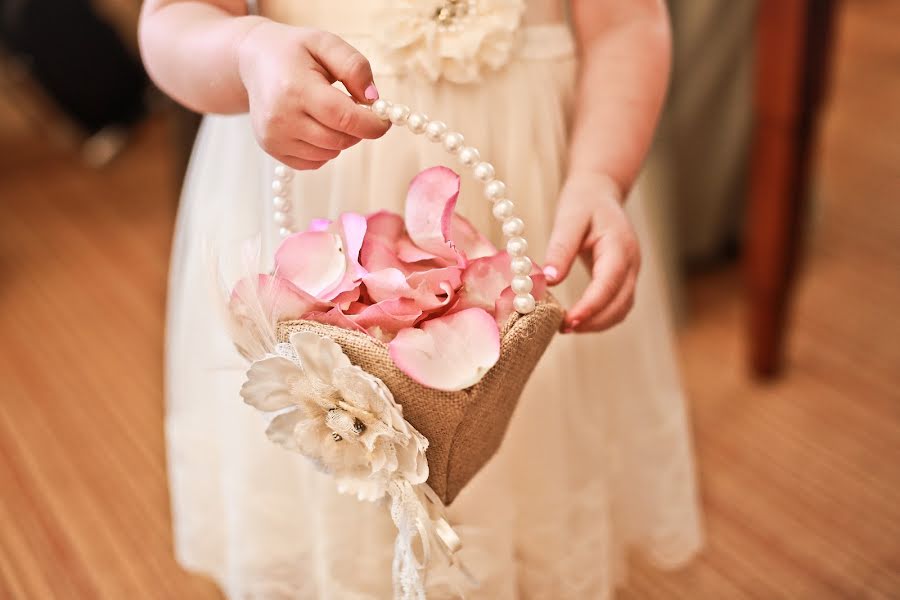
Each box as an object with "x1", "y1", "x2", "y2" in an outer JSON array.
[{"x1": 745, "y1": 0, "x2": 837, "y2": 378}]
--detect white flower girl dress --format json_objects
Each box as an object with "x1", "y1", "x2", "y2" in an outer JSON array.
[{"x1": 165, "y1": 1, "x2": 703, "y2": 597}]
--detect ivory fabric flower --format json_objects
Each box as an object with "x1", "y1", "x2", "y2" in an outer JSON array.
[
  {"x1": 241, "y1": 331, "x2": 429, "y2": 500},
  {"x1": 376, "y1": 0, "x2": 526, "y2": 83}
]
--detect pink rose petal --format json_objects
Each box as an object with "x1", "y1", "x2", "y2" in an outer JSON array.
[
  {"x1": 493, "y1": 288, "x2": 518, "y2": 326},
  {"x1": 364, "y1": 268, "x2": 456, "y2": 315},
  {"x1": 339, "y1": 213, "x2": 368, "y2": 280},
  {"x1": 389, "y1": 308, "x2": 500, "y2": 391},
  {"x1": 364, "y1": 208, "x2": 455, "y2": 272},
  {"x1": 453, "y1": 253, "x2": 548, "y2": 324},
  {"x1": 396, "y1": 236, "x2": 444, "y2": 264},
  {"x1": 362, "y1": 268, "x2": 410, "y2": 304},
  {"x1": 275, "y1": 214, "x2": 368, "y2": 301},
  {"x1": 342, "y1": 304, "x2": 365, "y2": 318},
  {"x1": 274, "y1": 231, "x2": 346, "y2": 298},
  {"x1": 413, "y1": 282, "x2": 457, "y2": 324},
  {"x1": 307, "y1": 218, "x2": 332, "y2": 232},
  {"x1": 303, "y1": 307, "x2": 368, "y2": 334},
  {"x1": 351, "y1": 298, "x2": 423, "y2": 342},
  {"x1": 453, "y1": 252, "x2": 514, "y2": 313},
  {"x1": 404, "y1": 166, "x2": 460, "y2": 262},
  {"x1": 365, "y1": 211, "x2": 405, "y2": 244},
  {"x1": 320, "y1": 212, "x2": 368, "y2": 300},
  {"x1": 406, "y1": 266, "x2": 463, "y2": 295},
  {"x1": 331, "y1": 285, "x2": 362, "y2": 311},
  {"x1": 451, "y1": 214, "x2": 497, "y2": 261},
  {"x1": 360, "y1": 238, "x2": 406, "y2": 273}
]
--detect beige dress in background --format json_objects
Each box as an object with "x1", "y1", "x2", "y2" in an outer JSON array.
[{"x1": 165, "y1": 1, "x2": 703, "y2": 597}]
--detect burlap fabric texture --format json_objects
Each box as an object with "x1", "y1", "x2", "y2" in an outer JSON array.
[{"x1": 276, "y1": 296, "x2": 564, "y2": 504}]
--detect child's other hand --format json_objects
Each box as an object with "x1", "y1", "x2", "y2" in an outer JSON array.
[
  {"x1": 543, "y1": 173, "x2": 641, "y2": 333},
  {"x1": 237, "y1": 21, "x2": 390, "y2": 170}
]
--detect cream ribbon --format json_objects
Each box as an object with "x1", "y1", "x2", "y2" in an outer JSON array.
[{"x1": 387, "y1": 480, "x2": 475, "y2": 599}]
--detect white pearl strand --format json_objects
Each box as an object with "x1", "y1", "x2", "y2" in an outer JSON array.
[
  {"x1": 271, "y1": 99, "x2": 537, "y2": 315},
  {"x1": 271, "y1": 164, "x2": 294, "y2": 239}
]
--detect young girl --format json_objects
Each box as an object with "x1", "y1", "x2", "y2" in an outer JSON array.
[{"x1": 140, "y1": 1, "x2": 702, "y2": 597}]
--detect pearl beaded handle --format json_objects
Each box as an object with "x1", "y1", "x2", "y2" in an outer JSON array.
[{"x1": 270, "y1": 98, "x2": 538, "y2": 316}]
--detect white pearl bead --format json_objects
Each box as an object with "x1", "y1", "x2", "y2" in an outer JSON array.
[
  {"x1": 274, "y1": 164, "x2": 293, "y2": 181},
  {"x1": 484, "y1": 180, "x2": 507, "y2": 201},
  {"x1": 511, "y1": 256, "x2": 532, "y2": 275},
  {"x1": 272, "y1": 180, "x2": 288, "y2": 197},
  {"x1": 407, "y1": 112, "x2": 429, "y2": 134},
  {"x1": 273, "y1": 211, "x2": 292, "y2": 226},
  {"x1": 424, "y1": 120, "x2": 448, "y2": 142},
  {"x1": 492, "y1": 199, "x2": 515, "y2": 220},
  {"x1": 506, "y1": 236, "x2": 528, "y2": 257},
  {"x1": 473, "y1": 161, "x2": 495, "y2": 182},
  {"x1": 511, "y1": 275, "x2": 534, "y2": 294},
  {"x1": 442, "y1": 132, "x2": 465, "y2": 153},
  {"x1": 502, "y1": 217, "x2": 525, "y2": 238},
  {"x1": 388, "y1": 104, "x2": 410, "y2": 125},
  {"x1": 513, "y1": 293, "x2": 536, "y2": 314},
  {"x1": 458, "y1": 146, "x2": 480, "y2": 167},
  {"x1": 372, "y1": 99, "x2": 391, "y2": 120},
  {"x1": 272, "y1": 196, "x2": 290, "y2": 211},
  {"x1": 279, "y1": 227, "x2": 293, "y2": 238}
]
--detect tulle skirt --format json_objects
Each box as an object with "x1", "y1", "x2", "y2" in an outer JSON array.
[{"x1": 166, "y1": 25, "x2": 702, "y2": 599}]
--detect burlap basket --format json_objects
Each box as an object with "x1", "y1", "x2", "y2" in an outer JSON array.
[{"x1": 276, "y1": 295, "x2": 563, "y2": 504}]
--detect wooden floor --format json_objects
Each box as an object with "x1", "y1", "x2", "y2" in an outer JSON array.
[{"x1": 1, "y1": 2, "x2": 898, "y2": 598}]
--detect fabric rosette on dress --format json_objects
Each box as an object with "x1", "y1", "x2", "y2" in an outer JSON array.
[{"x1": 375, "y1": 0, "x2": 526, "y2": 83}]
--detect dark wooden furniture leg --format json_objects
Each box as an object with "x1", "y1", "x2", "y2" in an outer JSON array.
[{"x1": 746, "y1": 0, "x2": 837, "y2": 378}]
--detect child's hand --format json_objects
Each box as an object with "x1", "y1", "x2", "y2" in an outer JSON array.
[
  {"x1": 237, "y1": 21, "x2": 390, "y2": 170},
  {"x1": 543, "y1": 173, "x2": 641, "y2": 333}
]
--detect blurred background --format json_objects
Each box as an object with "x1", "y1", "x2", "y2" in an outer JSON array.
[{"x1": 1, "y1": 0, "x2": 898, "y2": 598}]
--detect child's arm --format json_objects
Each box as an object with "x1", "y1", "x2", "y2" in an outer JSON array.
[
  {"x1": 139, "y1": 0, "x2": 389, "y2": 170},
  {"x1": 543, "y1": 0, "x2": 671, "y2": 332}
]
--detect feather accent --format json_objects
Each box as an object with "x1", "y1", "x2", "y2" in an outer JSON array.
[
  {"x1": 207, "y1": 237, "x2": 277, "y2": 362},
  {"x1": 209, "y1": 237, "x2": 331, "y2": 362}
]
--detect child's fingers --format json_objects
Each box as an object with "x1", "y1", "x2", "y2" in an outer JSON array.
[
  {"x1": 291, "y1": 115, "x2": 360, "y2": 151},
  {"x1": 305, "y1": 31, "x2": 377, "y2": 102},
  {"x1": 276, "y1": 155, "x2": 328, "y2": 171},
  {"x1": 256, "y1": 112, "x2": 357, "y2": 156},
  {"x1": 283, "y1": 139, "x2": 341, "y2": 162},
  {"x1": 304, "y1": 83, "x2": 390, "y2": 140},
  {"x1": 572, "y1": 269, "x2": 637, "y2": 332},
  {"x1": 565, "y1": 239, "x2": 629, "y2": 327}
]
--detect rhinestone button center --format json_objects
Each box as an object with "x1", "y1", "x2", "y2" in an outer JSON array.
[{"x1": 433, "y1": 0, "x2": 476, "y2": 30}]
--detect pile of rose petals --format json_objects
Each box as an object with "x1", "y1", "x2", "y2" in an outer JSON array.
[{"x1": 231, "y1": 167, "x2": 546, "y2": 392}]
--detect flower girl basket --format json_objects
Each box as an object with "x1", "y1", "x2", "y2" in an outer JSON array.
[
  {"x1": 231, "y1": 99, "x2": 564, "y2": 597},
  {"x1": 271, "y1": 98, "x2": 563, "y2": 505}
]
